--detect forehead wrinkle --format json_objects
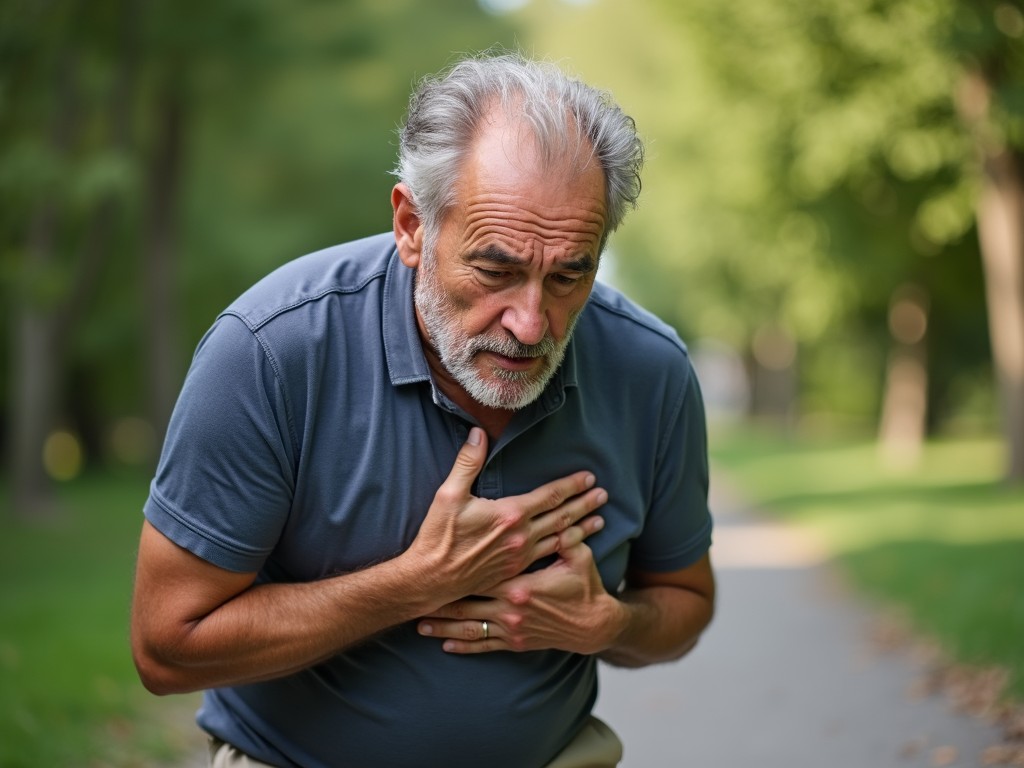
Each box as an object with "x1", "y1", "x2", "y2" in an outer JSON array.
[
  {"x1": 464, "y1": 222, "x2": 601, "y2": 260},
  {"x1": 465, "y1": 194, "x2": 605, "y2": 222},
  {"x1": 463, "y1": 202, "x2": 605, "y2": 242},
  {"x1": 465, "y1": 214, "x2": 604, "y2": 242},
  {"x1": 465, "y1": 243, "x2": 597, "y2": 273}
]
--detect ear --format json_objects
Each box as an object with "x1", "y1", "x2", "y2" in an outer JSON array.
[{"x1": 392, "y1": 183, "x2": 424, "y2": 269}]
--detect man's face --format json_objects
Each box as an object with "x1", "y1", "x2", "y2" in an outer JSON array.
[{"x1": 413, "y1": 111, "x2": 607, "y2": 411}]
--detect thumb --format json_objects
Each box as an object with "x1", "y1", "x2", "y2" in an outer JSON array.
[{"x1": 440, "y1": 427, "x2": 487, "y2": 498}]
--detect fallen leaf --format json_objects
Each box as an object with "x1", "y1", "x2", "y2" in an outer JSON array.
[
  {"x1": 900, "y1": 738, "x2": 926, "y2": 760},
  {"x1": 981, "y1": 743, "x2": 1024, "y2": 766}
]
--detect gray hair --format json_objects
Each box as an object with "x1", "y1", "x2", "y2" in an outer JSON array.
[{"x1": 393, "y1": 52, "x2": 644, "y2": 250}]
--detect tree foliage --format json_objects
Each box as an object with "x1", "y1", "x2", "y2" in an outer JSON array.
[
  {"x1": 1, "y1": 0, "x2": 519, "y2": 514},
  {"x1": 521, "y1": 0, "x2": 1022, "y2": 478}
]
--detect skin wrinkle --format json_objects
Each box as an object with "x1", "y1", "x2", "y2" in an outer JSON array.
[
  {"x1": 463, "y1": 248, "x2": 597, "y2": 277},
  {"x1": 464, "y1": 218, "x2": 603, "y2": 238},
  {"x1": 465, "y1": 196, "x2": 605, "y2": 222},
  {"x1": 466, "y1": 217, "x2": 606, "y2": 243},
  {"x1": 463, "y1": 221, "x2": 603, "y2": 249},
  {"x1": 457, "y1": 203, "x2": 603, "y2": 267},
  {"x1": 465, "y1": 194, "x2": 604, "y2": 212}
]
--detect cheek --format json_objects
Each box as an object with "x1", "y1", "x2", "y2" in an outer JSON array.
[
  {"x1": 550, "y1": 298, "x2": 588, "y2": 339},
  {"x1": 447, "y1": 289, "x2": 504, "y2": 336}
]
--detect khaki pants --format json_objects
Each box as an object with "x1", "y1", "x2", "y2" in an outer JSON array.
[{"x1": 208, "y1": 715, "x2": 623, "y2": 768}]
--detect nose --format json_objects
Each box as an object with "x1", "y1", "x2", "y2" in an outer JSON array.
[{"x1": 500, "y1": 283, "x2": 549, "y2": 346}]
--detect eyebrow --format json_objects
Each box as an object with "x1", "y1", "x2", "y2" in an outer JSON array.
[{"x1": 465, "y1": 244, "x2": 596, "y2": 273}]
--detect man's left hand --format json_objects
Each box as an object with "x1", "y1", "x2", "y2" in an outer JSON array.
[{"x1": 416, "y1": 541, "x2": 626, "y2": 656}]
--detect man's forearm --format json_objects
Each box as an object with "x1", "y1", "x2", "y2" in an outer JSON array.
[
  {"x1": 132, "y1": 541, "x2": 445, "y2": 695},
  {"x1": 598, "y1": 583, "x2": 714, "y2": 668}
]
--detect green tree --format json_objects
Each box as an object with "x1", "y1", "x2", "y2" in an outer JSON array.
[
  {"x1": 2, "y1": 0, "x2": 139, "y2": 516},
  {"x1": 521, "y1": 0, "x2": 1021, "y2": 480},
  {"x1": 1, "y1": 0, "x2": 520, "y2": 518}
]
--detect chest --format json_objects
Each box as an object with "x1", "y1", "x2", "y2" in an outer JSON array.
[{"x1": 269, "y1": 382, "x2": 654, "y2": 590}]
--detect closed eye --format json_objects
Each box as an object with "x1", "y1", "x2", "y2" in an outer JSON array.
[
  {"x1": 551, "y1": 273, "x2": 583, "y2": 286},
  {"x1": 474, "y1": 267, "x2": 512, "y2": 286},
  {"x1": 547, "y1": 272, "x2": 587, "y2": 296},
  {"x1": 478, "y1": 268, "x2": 509, "y2": 279}
]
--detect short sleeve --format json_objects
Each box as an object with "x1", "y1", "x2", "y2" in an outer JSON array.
[
  {"x1": 628, "y1": 359, "x2": 712, "y2": 572},
  {"x1": 143, "y1": 315, "x2": 297, "y2": 572}
]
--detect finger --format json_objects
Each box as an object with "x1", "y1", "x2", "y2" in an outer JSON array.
[
  {"x1": 515, "y1": 471, "x2": 597, "y2": 520},
  {"x1": 532, "y1": 486, "x2": 608, "y2": 542},
  {"x1": 435, "y1": 428, "x2": 487, "y2": 502},
  {"x1": 527, "y1": 496, "x2": 605, "y2": 564},
  {"x1": 417, "y1": 617, "x2": 496, "y2": 643},
  {"x1": 421, "y1": 598, "x2": 482, "y2": 621},
  {"x1": 440, "y1": 638, "x2": 499, "y2": 654},
  {"x1": 555, "y1": 515, "x2": 604, "y2": 551}
]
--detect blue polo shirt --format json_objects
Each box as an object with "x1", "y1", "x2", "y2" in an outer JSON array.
[{"x1": 144, "y1": 232, "x2": 711, "y2": 768}]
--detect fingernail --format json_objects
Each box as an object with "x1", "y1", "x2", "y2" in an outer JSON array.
[
  {"x1": 467, "y1": 427, "x2": 482, "y2": 446},
  {"x1": 585, "y1": 473, "x2": 596, "y2": 488},
  {"x1": 592, "y1": 516, "x2": 604, "y2": 530},
  {"x1": 596, "y1": 490, "x2": 608, "y2": 505},
  {"x1": 419, "y1": 623, "x2": 433, "y2": 635},
  {"x1": 443, "y1": 641, "x2": 456, "y2": 652}
]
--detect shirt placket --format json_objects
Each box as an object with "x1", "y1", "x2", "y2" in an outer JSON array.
[{"x1": 475, "y1": 451, "x2": 503, "y2": 500}]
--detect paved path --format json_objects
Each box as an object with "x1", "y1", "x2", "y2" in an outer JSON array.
[{"x1": 593, "y1": 478, "x2": 1006, "y2": 767}]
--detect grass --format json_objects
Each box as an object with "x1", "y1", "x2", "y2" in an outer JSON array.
[
  {"x1": 709, "y1": 425, "x2": 1024, "y2": 701},
  {"x1": 0, "y1": 470, "x2": 201, "y2": 768}
]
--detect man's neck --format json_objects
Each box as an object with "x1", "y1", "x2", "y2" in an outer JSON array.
[{"x1": 422, "y1": 344, "x2": 516, "y2": 442}]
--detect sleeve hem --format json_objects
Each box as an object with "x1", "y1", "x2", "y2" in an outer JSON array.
[
  {"x1": 144, "y1": 486, "x2": 271, "y2": 574},
  {"x1": 627, "y1": 516, "x2": 713, "y2": 573}
]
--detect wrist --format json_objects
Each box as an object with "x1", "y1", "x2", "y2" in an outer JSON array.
[
  {"x1": 389, "y1": 547, "x2": 453, "y2": 616},
  {"x1": 596, "y1": 593, "x2": 633, "y2": 655}
]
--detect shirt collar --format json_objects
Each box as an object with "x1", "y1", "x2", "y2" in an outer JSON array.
[{"x1": 383, "y1": 246, "x2": 432, "y2": 386}]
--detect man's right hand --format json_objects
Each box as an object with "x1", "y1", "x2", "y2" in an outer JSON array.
[{"x1": 405, "y1": 427, "x2": 608, "y2": 603}]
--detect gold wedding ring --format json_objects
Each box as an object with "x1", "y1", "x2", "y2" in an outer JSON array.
[{"x1": 481, "y1": 620, "x2": 489, "y2": 640}]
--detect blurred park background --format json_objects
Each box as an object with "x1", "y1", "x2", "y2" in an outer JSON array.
[{"x1": 1, "y1": 0, "x2": 1022, "y2": 764}]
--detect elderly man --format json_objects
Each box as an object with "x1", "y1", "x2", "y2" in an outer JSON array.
[{"x1": 131, "y1": 52, "x2": 715, "y2": 768}]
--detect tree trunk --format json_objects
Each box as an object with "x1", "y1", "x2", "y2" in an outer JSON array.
[
  {"x1": 144, "y1": 80, "x2": 187, "y2": 446},
  {"x1": 878, "y1": 285, "x2": 929, "y2": 471},
  {"x1": 8, "y1": 52, "x2": 78, "y2": 519},
  {"x1": 748, "y1": 325, "x2": 798, "y2": 432},
  {"x1": 10, "y1": 210, "x2": 61, "y2": 519},
  {"x1": 56, "y1": 0, "x2": 140, "y2": 460},
  {"x1": 957, "y1": 70, "x2": 1024, "y2": 484},
  {"x1": 975, "y1": 147, "x2": 1024, "y2": 482}
]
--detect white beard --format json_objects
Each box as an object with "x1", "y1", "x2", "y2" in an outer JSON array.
[{"x1": 413, "y1": 252, "x2": 579, "y2": 410}]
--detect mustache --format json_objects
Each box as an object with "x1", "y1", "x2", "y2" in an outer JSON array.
[{"x1": 469, "y1": 333, "x2": 555, "y2": 359}]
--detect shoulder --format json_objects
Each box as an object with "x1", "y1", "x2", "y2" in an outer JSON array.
[
  {"x1": 579, "y1": 282, "x2": 691, "y2": 372},
  {"x1": 222, "y1": 232, "x2": 396, "y2": 332},
  {"x1": 571, "y1": 282, "x2": 698, "y2": 424}
]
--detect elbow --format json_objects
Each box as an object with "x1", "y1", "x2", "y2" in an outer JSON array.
[
  {"x1": 134, "y1": 655, "x2": 201, "y2": 696},
  {"x1": 135, "y1": 670, "x2": 177, "y2": 697},
  {"x1": 133, "y1": 653, "x2": 185, "y2": 696},
  {"x1": 670, "y1": 633, "x2": 703, "y2": 662},
  {"x1": 131, "y1": 637, "x2": 202, "y2": 696},
  {"x1": 598, "y1": 632, "x2": 703, "y2": 669}
]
